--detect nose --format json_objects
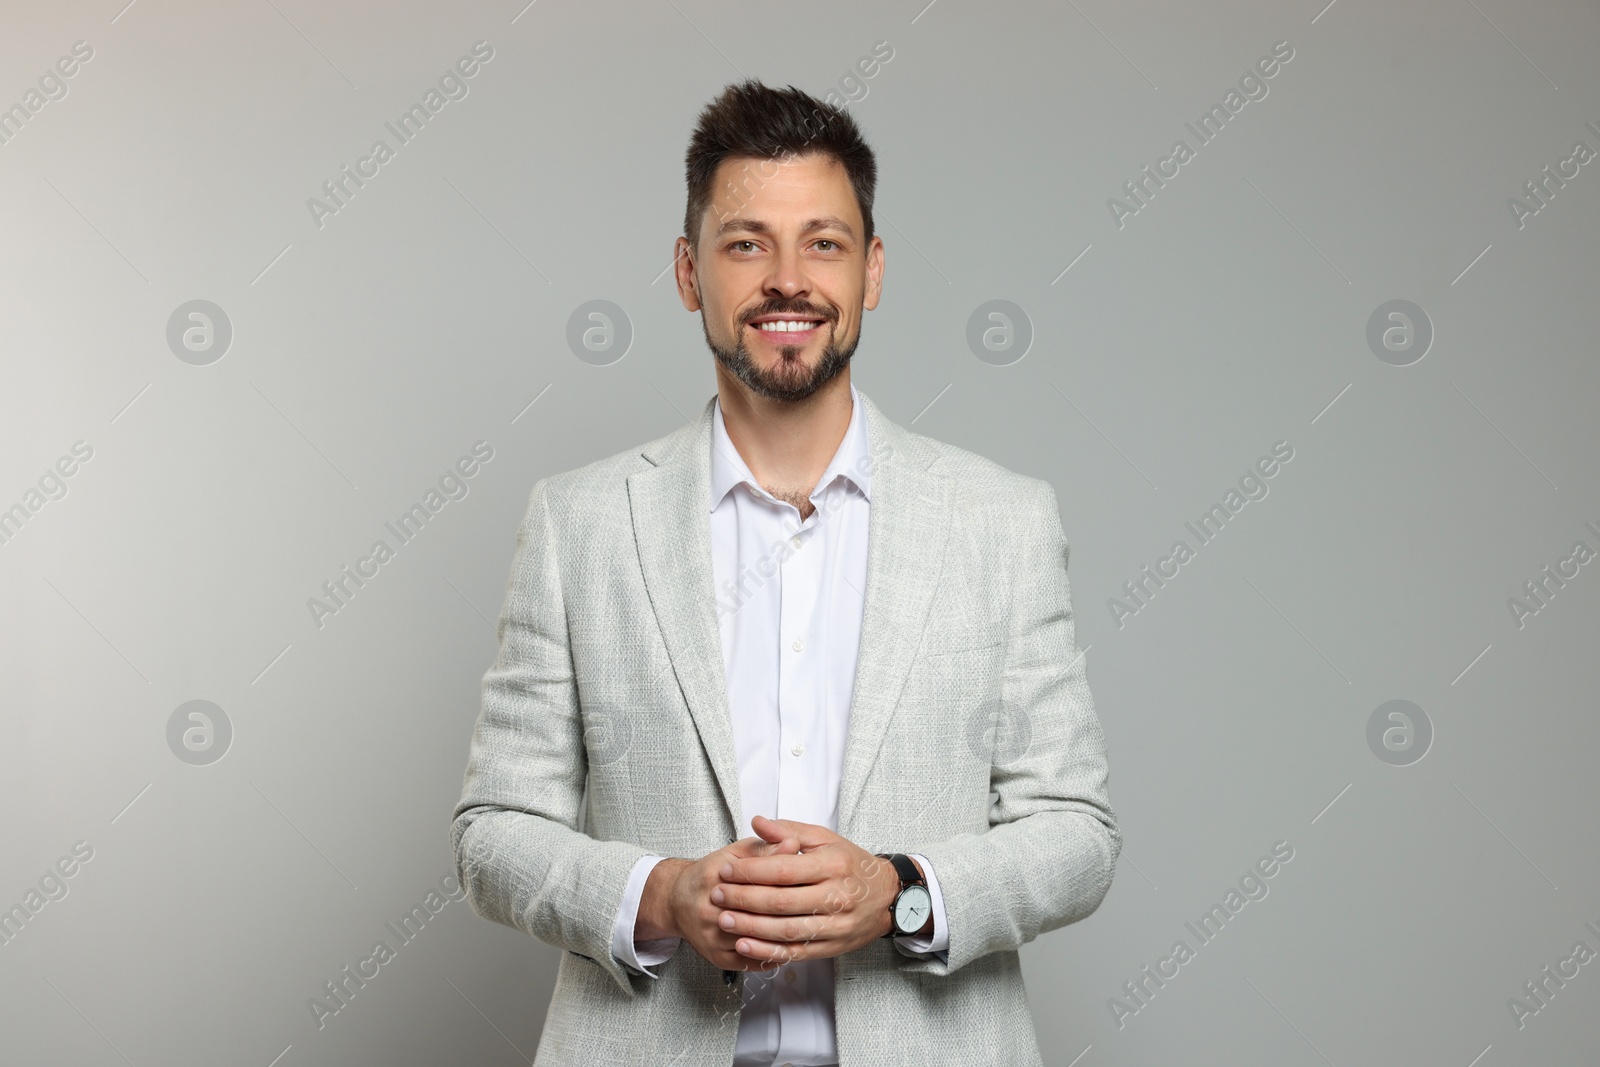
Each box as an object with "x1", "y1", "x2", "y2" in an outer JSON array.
[{"x1": 763, "y1": 245, "x2": 810, "y2": 301}]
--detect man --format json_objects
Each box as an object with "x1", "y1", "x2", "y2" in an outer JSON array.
[{"x1": 452, "y1": 80, "x2": 1119, "y2": 1066}]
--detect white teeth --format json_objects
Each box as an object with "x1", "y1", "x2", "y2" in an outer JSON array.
[{"x1": 755, "y1": 320, "x2": 821, "y2": 332}]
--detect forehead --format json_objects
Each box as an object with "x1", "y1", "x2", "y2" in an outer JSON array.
[{"x1": 705, "y1": 152, "x2": 861, "y2": 235}]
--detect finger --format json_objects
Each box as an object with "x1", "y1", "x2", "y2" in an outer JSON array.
[
  {"x1": 750, "y1": 815, "x2": 790, "y2": 846},
  {"x1": 721, "y1": 852, "x2": 827, "y2": 886},
  {"x1": 714, "y1": 936, "x2": 784, "y2": 969},
  {"x1": 751, "y1": 816, "x2": 837, "y2": 850},
  {"x1": 705, "y1": 927, "x2": 785, "y2": 971},
  {"x1": 719, "y1": 837, "x2": 788, "y2": 871},
  {"x1": 713, "y1": 881, "x2": 838, "y2": 916},
  {"x1": 720, "y1": 836, "x2": 766, "y2": 858},
  {"x1": 732, "y1": 935, "x2": 823, "y2": 965},
  {"x1": 718, "y1": 908, "x2": 837, "y2": 945},
  {"x1": 747, "y1": 818, "x2": 805, "y2": 860},
  {"x1": 752, "y1": 834, "x2": 803, "y2": 859}
]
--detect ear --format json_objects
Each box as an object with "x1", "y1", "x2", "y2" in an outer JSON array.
[
  {"x1": 862, "y1": 235, "x2": 885, "y2": 312},
  {"x1": 675, "y1": 236, "x2": 703, "y2": 312}
]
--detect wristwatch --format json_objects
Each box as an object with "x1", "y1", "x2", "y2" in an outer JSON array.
[{"x1": 875, "y1": 853, "x2": 932, "y2": 938}]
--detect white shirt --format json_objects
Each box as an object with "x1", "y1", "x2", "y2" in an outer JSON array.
[{"x1": 609, "y1": 382, "x2": 949, "y2": 1066}]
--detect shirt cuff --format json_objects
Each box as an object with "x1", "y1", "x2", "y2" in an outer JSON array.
[
  {"x1": 609, "y1": 854, "x2": 681, "y2": 976},
  {"x1": 894, "y1": 853, "x2": 949, "y2": 959}
]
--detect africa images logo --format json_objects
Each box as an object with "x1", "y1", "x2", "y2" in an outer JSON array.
[
  {"x1": 1107, "y1": 840, "x2": 1296, "y2": 1029},
  {"x1": 306, "y1": 441, "x2": 493, "y2": 629},
  {"x1": 1106, "y1": 40, "x2": 1295, "y2": 229},
  {"x1": 306, "y1": 41, "x2": 494, "y2": 229},
  {"x1": 1108, "y1": 441, "x2": 1295, "y2": 629}
]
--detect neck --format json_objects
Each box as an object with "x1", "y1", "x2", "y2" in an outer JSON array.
[{"x1": 715, "y1": 369, "x2": 854, "y2": 510}]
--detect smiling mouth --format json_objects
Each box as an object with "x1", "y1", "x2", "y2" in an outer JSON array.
[{"x1": 748, "y1": 318, "x2": 827, "y2": 341}]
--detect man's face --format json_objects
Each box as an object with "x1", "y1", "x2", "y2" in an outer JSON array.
[{"x1": 676, "y1": 152, "x2": 884, "y2": 403}]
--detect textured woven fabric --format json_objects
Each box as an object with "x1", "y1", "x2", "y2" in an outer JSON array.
[{"x1": 451, "y1": 389, "x2": 1121, "y2": 1066}]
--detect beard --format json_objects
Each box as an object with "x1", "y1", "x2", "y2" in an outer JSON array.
[{"x1": 703, "y1": 307, "x2": 858, "y2": 403}]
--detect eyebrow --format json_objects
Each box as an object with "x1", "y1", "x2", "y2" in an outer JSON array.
[{"x1": 714, "y1": 215, "x2": 857, "y2": 242}]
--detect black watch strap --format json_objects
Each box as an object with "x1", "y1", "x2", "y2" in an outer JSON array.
[{"x1": 880, "y1": 852, "x2": 923, "y2": 887}]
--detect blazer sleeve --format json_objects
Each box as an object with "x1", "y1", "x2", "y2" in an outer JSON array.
[
  {"x1": 900, "y1": 477, "x2": 1121, "y2": 977},
  {"x1": 451, "y1": 477, "x2": 653, "y2": 997}
]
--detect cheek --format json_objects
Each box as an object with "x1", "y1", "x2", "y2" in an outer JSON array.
[{"x1": 700, "y1": 293, "x2": 743, "y2": 334}]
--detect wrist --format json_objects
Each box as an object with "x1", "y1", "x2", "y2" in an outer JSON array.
[
  {"x1": 636, "y1": 857, "x2": 689, "y2": 942},
  {"x1": 874, "y1": 855, "x2": 899, "y2": 937}
]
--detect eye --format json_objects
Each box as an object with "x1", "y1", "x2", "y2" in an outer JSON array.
[
  {"x1": 815, "y1": 240, "x2": 838, "y2": 251},
  {"x1": 731, "y1": 240, "x2": 758, "y2": 253}
]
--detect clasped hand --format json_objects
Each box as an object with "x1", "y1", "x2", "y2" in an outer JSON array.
[{"x1": 644, "y1": 815, "x2": 903, "y2": 972}]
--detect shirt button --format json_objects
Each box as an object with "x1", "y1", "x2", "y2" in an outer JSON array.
[
  {"x1": 785, "y1": 969, "x2": 797, "y2": 984},
  {"x1": 791, "y1": 535, "x2": 802, "y2": 549},
  {"x1": 791, "y1": 638, "x2": 804, "y2": 653},
  {"x1": 791, "y1": 743, "x2": 805, "y2": 757}
]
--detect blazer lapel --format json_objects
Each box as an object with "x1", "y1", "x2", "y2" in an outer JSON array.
[
  {"x1": 627, "y1": 390, "x2": 951, "y2": 840},
  {"x1": 836, "y1": 393, "x2": 952, "y2": 833},
  {"x1": 629, "y1": 396, "x2": 745, "y2": 835}
]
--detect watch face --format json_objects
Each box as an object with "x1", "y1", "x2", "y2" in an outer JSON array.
[{"x1": 893, "y1": 884, "x2": 932, "y2": 934}]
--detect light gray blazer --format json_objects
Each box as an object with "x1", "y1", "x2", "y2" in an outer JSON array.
[{"x1": 452, "y1": 390, "x2": 1120, "y2": 1066}]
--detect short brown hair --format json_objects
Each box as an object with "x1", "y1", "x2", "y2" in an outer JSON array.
[{"x1": 683, "y1": 79, "x2": 877, "y2": 251}]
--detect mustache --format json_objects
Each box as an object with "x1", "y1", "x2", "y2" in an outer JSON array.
[{"x1": 741, "y1": 301, "x2": 836, "y2": 325}]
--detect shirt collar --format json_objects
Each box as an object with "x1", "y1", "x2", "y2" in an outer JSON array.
[{"x1": 710, "y1": 382, "x2": 873, "y2": 511}]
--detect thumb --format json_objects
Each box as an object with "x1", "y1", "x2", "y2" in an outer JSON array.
[
  {"x1": 726, "y1": 834, "x2": 797, "y2": 859},
  {"x1": 756, "y1": 835, "x2": 802, "y2": 858},
  {"x1": 749, "y1": 815, "x2": 803, "y2": 856},
  {"x1": 751, "y1": 815, "x2": 833, "y2": 850},
  {"x1": 750, "y1": 815, "x2": 790, "y2": 846}
]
